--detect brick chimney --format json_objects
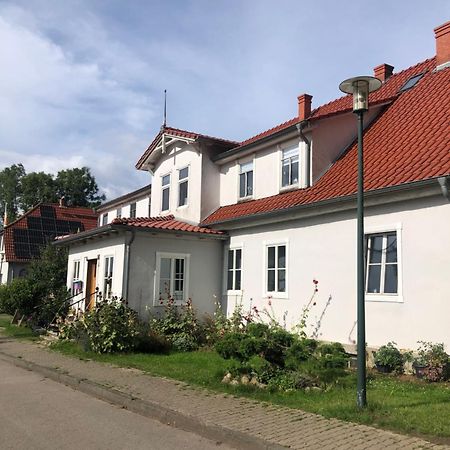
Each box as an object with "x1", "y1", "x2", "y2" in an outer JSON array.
[
  {"x1": 373, "y1": 63, "x2": 394, "y2": 82},
  {"x1": 435, "y1": 21, "x2": 450, "y2": 68},
  {"x1": 298, "y1": 94, "x2": 312, "y2": 121}
]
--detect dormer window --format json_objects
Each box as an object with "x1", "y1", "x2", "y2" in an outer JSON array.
[
  {"x1": 239, "y1": 161, "x2": 253, "y2": 198},
  {"x1": 130, "y1": 202, "x2": 136, "y2": 218},
  {"x1": 161, "y1": 174, "x2": 171, "y2": 212},
  {"x1": 281, "y1": 146, "x2": 299, "y2": 188},
  {"x1": 178, "y1": 167, "x2": 189, "y2": 207},
  {"x1": 116, "y1": 207, "x2": 122, "y2": 219}
]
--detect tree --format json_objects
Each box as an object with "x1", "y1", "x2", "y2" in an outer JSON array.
[
  {"x1": 19, "y1": 172, "x2": 57, "y2": 211},
  {"x1": 55, "y1": 167, "x2": 105, "y2": 208},
  {"x1": 0, "y1": 163, "x2": 25, "y2": 224}
]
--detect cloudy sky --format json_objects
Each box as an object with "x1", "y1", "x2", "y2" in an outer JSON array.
[{"x1": 0, "y1": 1, "x2": 447, "y2": 200}]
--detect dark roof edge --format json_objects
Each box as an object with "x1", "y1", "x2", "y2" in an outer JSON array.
[
  {"x1": 96, "y1": 184, "x2": 152, "y2": 212},
  {"x1": 204, "y1": 177, "x2": 447, "y2": 228}
]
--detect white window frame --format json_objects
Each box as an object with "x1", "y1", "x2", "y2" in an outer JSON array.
[
  {"x1": 72, "y1": 260, "x2": 82, "y2": 295},
  {"x1": 263, "y1": 239, "x2": 289, "y2": 299},
  {"x1": 154, "y1": 252, "x2": 190, "y2": 305},
  {"x1": 102, "y1": 213, "x2": 108, "y2": 226},
  {"x1": 161, "y1": 173, "x2": 171, "y2": 212},
  {"x1": 280, "y1": 145, "x2": 300, "y2": 190},
  {"x1": 103, "y1": 256, "x2": 114, "y2": 300},
  {"x1": 178, "y1": 166, "x2": 189, "y2": 207},
  {"x1": 238, "y1": 159, "x2": 254, "y2": 199},
  {"x1": 226, "y1": 246, "x2": 243, "y2": 293},
  {"x1": 365, "y1": 224, "x2": 403, "y2": 303}
]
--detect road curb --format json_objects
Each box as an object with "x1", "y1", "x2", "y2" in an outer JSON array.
[{"x1": 0, "y1": 350, "x2": 286, "y2": 450}]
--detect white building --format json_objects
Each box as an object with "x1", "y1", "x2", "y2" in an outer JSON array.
[{"x1": 57, "y1": 21, "x2": 450, "y2": 349}]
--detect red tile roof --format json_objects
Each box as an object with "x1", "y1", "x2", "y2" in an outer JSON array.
[
  {"x1": 136, "y1": 126, "x2": 238, "y2": 169},
  {"x1": 236, "y1": 58, "x2": 436, "y2": 149},
  {"x1": 202, "y1": 59, "x2": 450, "y2": 225},
  {"x1": 112, "y1": 215, "x2": 225, "y2": 235},
  {"x1": 2, "y1": 204, "x2": 98, "y2": 262}
]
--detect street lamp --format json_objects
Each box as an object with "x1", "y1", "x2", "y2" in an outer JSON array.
[{"x1": 339, "y1": 76, "x2": 382, "y2": 409}]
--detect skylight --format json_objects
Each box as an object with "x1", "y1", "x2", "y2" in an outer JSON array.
[{"x1": 399, "y1": 73, "x2": 424, "y2": 92}]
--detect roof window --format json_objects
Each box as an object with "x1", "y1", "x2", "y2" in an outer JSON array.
[{"x1": 399, "y1": 73, "x2": 424, "y2": 92}]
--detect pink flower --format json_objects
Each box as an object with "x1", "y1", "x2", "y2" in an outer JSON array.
[
  {"x1": 268, "y1": 300, "x2": 272, "y2": 306},
  {"x1": 313, "y1": 279, "x2": 319, "y2": 285},
  {"x1": 315, "y1": 288, "x2": 318, "y2": 292}
]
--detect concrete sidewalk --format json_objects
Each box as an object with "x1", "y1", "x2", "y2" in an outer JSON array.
[{"x1": 0, "y1": 337, "x2": 446, "y2": 450}]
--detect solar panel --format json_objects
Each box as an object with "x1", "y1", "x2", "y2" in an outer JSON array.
[
  {"x1": 40, "y1": 205, "x2": 56, "y2": 218},
  {"x1": 27, "y1": 217, "x2": 43, "y2": 230}
]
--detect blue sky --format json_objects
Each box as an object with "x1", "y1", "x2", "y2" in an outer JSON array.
[{"x1": 0, "y1": 0, "x2": 448, "y2": 199}]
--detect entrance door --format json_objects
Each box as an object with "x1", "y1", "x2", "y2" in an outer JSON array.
[{"x1": 85, "y1": 259, "x2": 97, "y2": 310}]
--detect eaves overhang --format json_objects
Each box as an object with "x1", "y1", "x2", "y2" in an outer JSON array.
[{"x1": 205, "y1": 177, "x2": 448, "y2": 231}]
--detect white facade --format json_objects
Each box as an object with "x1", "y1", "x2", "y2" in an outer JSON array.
[{"x1": 223, "y1": 194, "x2": 450, "y2": 349}]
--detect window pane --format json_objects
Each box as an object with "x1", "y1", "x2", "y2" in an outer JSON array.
[
  {"x1": 278, "y1": 245, "x2": 286, "y2": 268},
  {"x1": 281, "y1": 160, "x2": 290, "y2": 187},
  {"x1": 162, "y1": 187, "x2": 170, "y2": 210},
  {"x1": 239, "y1": 173, "x2": 246, "y2": 198},
  {"x1": 386, "y1": 233, "x2": 397, "y2": 263},
  {"x1": 235, "y1": 270, "x2": 241, "y2": 290},
  {"x1": 268, "y1": 246, "x2": 275, "y2": 268},
  {"x1": 102, "y1": 213, "x2": 108, "y2": 226},
  {"x1": 175, "y1": 279, "x2": 184, "y2": 292},
  {"x1": 282, "y1": 147, "x2": 298, "y2": 159},
  {"x1": 291, "y1": 159, "x2": 299, "y2": 184},
  {"x1": 367, "y1": 265, "x2": 381, "y2": 293},
  {"x1": 175, "y1": 258, "x2": 184, "y2": 277},
  {"x1": 278, "y1": 269, "x2": 286, "y2": 292},
  {"x1": 160, "y1": 258, "x2": 171, "y2": 279},
  {"x1": 178, "y1": 180, "x2": 188, "y2": 206},
  {"x1": 227, "y1": 270, "x2": 234, "y2": 290},
  {"x1": 240, "y1": 161, "x2": 253, "y2": 173},
  {"x1": 235, "y1": 249, "x2": 242, "y2": 269},
  {"x1": 267, "y1": 269, "x2": 275, "y2": 292},
  {"x1": 369, "y1": 236, "x2": 383, "y2": 263},
  {"x1": 246, "y1": 171, "x2": 253, "y2": 196},
  {"x1": 179, "y1": 167, "x2": 189, "y2": 180},
  {"x1": 159, "y1": 278, "x2": 171, "y2": 298},
  {"x1": 162, "y1": 174, "x2": 170, "y2": 186},
  {"x1": 384, "y1": 264, "x2": 398, "y2": 293},
  {"x1": 130, "y1": 202, "x2": 136, "y2": 218},
  {"x1": 228, "y1": 250, "x2": 234, "y2": 270}
]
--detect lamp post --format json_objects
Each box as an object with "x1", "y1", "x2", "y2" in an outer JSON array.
[{"x1": 339, "y1": 76, "x2": 381, "y2": 409}]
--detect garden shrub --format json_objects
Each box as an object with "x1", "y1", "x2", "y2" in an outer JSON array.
[
  {"x1": 374, "y1": 342, "x2": 405, "y2": 374},
  {"x1": 414, "y1": 341, "x2": 449, "y2": 382},
  {"x1": 135, "y1": 329, "x2": 171, "y2": 354}
]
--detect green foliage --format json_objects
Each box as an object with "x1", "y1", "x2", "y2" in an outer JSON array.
[
  {"x1": 0, "y1": 163, "x2": 25, "y2": 224},
  {"x1": 78, "y1": 300, "x2": 141, "y2": 354},
  {"x1": 0, "y1": 278, "x2": 35, "y2": 315},
  {"x1": 374, "y1": 342, "x2": 405, "y2": 374},
  {"x1": 55, "y1": 167, "x2": 105, "y2": 207},
  {"x1": 134, "y1": 328, "x2": 171, "y2": 354},
  {"x1": 19, "y1": 172, "x2": 57, "y2": 211},
  {"x1": 414, "y1": 341, "x2": 449, "y2": 382}
]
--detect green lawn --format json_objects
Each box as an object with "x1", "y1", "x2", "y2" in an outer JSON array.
[
  {"x1": 50, "y1": 340, "x2": 450, "y2": 443},
  {"x1": 0, "y1": 314, "x2": 37, "y2": 340}
]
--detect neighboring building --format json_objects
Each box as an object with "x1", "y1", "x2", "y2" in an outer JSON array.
[
  {"x1": 96, "y1": 183, "x2": 151, "y2": 226},
  {"x1": 57, "y1": 22, "x2": 450, "y2": 349},
  {"x1": 0, "y1": 203, "x2": 98, "y2": 285}
]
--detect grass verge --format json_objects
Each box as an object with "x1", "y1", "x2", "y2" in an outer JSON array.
[
  {"x1": 0, "y1": 314, "x2": 37, "y2": 340},
  {"x1": 50, "y1": 340, "x2": 450, "y2": 443}
]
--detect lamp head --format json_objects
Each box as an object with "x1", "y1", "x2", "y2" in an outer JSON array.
[{"x1": 339, "y1": 76, "x2": 382, "y2": 112}]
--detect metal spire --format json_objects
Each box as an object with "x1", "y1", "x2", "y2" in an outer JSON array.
[{"x1": 163, "y1": 89, "x2": 167, "y2": 128}]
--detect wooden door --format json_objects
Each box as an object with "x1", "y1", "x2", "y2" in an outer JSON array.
[{"x1": 85, "y1": 259, "x2": 97, "y2": 310}]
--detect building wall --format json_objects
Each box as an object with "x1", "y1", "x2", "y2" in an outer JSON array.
[
  {"x1": 224, "y1": 196, "x2": 450, "y2": 349},
  {"x1": 127, "y1": 232, "x2": 223, "y2": 319},
  {"x1": 66, "y1": 235, "x2": 126, "y2": 309},
  {"x1": 98, "y1": 197, "x2": 151, "y2": 225},
  {"x1": 150, "y1": 143, "x2": 202, "y2": 223}
]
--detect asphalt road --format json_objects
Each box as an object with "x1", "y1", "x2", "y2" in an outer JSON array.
[{"x1": 0, "y1": 358, "x2": 232, "y2": 450}]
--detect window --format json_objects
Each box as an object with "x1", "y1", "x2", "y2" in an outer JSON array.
[
  {"x1": 239, "y1": 161, "x2": 253, "y2": 198},
  {"x1": 156, "y1": 253, "x2": 189, "y2": 303},
  {"x1": 399, "y1": 73, "x2": 424, "y2": 92},
  {"x1": 227, "y1": 248, "x2": 242, "y2": 291},
  {"x1": 72, "y1": 260, "x2": 82, "y2": 295},
  {"x1": 366, "y1": 232, "x2": 398, "y2": 295},
  {"x1": 161, "y1": 174, "x2": 170, "y2": 211},
  {"x1": 130, "y1": 202, "x2": 136, "y2": 218},
  {"x1": 178, "y1": 167, "x2": 189, "y2": 207},
  {"x1": 116, "y1": 207, "x2": 122, "y2": 219},
  {"x1": 102, "y1": 213, "x2": 108, "y2": 226},
  {"x1": 266, "y1": 244, "x2": 286, "y2": 293},
  {"x1": 103, "y1": 256, "x2": 114, "y2": 299},
  {"x1": 281, "y1": 147, "x2": 299, "y2": 187}
]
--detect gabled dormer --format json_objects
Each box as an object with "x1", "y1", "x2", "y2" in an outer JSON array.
[{"x1": 136, "y1": 126, "x2": 236, "y2": 225}]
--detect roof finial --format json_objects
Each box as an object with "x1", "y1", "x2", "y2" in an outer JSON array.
[{"x1": 163, "y1": 89, "x2": 167, "y2": 128}]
